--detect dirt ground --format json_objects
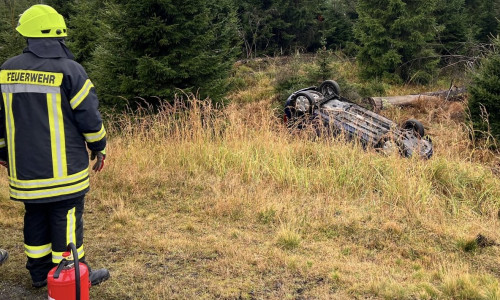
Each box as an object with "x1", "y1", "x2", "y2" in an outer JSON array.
[{"x1": 0, "y1": 280, "x2": 46, "y2": 300}]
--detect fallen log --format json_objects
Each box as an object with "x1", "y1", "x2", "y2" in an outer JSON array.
[
  {"x1": 422, "y1": 86, "x2": 468, "y2": 100},
  {"x1": 365, "y1": 94, "x2": 440, "y2": 110},
  {"x1": 363, "y1": 86, "x2": 467, "y2": 110}
]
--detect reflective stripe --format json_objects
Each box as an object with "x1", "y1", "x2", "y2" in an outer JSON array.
[
  {"x1": 0, "y1": 70, "x2": 63, "y2": 87},
  {"x1": 10, "y1": 178, "x2": 89, "y2": 199},
  {"x1": 9, "y1": 168, "x2": 89, "y2": 189},
  {"x1": 47, "y1": 93, "x2": 67, "y2": 177},
  {"x1": 25, "y1": 243, "x2": 52, "y2": 259},
  {"x1": 3, "y1": 93, "x2": 16, "y2": 179},
  {"x1": 83, "y1": 124, "x2": 106, "y2": 143},
  {"x1": 70, "y1": 79, "x2": 94, "y2": 109},
  {"x1": 1, "y1": 84, "x2": 60, "y2": 94},
  {"x1": 67, "y1": 207, "x2": 76, "y2": 247},
  {"x1": 0, "y1": 138, "x2": 5, "y2": 148},
  {"x1": 52, "y1": 245, "x2": 84, "y2": 263}
]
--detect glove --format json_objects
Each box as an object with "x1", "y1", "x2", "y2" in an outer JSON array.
[
  {"x1": 0, "y1": 159, "x2": 7, "y2": 169},
  {"x1": 91, "y1": 149, "x2": 106, "y2": 172}
]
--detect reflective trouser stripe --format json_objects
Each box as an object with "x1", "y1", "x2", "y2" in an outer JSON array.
[
  {"x1": 3, "y1": 93, "x2": 16, "y2": 178},
  {"x1": 47, "y1": 93, "x2": 67, "y2": 178},
  {"x1": 50, "y1": 207, "x2": 84, "y2": 263},
  {"x1": 0, "y1": 138, "x2": 5, "y2": 148},
  {"x1": 52, "y1": 245, "x2": 84, "y2": 263},
  {"x1": 25, "y1": 243, "x2": 52, "y2": 259},
  {"x1": 67, "y1": 207, "x2": 76, "y2": 247}
]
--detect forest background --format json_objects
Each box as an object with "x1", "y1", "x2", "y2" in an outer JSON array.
[
  {"x1": 2, "y1": 0, "x2": 500, "y2": 299},
  {"x1": 1, "y1": 0, "x2": 499, "y2": 107}
]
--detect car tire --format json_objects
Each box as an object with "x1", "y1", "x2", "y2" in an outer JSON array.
[
  {"x1": 318, "y1": 80, "x2": 341, "y2": 97},
  {"x1": 402, "y1": 119, "x2": 425, "y2": 137},
  {"x1": 293, "y1": 91, "x2": 315, "y2": 114}
]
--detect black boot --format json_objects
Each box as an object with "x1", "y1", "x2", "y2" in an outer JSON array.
[
  {"x1": 32, "y1": 279, "x2": 47, "y2": 288},
  {"x1": 0, "y1": 249, "x2": 8, "y2": 265},
  {"x1": 89, "y1": 268, "x2": 110, "y2": 286}
]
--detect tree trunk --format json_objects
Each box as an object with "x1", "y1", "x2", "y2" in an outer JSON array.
[
  {"x1": 364, "y1": 87, "x2": 467, "y2": 110},
  {"x1": 422, "y1": 87, "x2": 468, "y2": 100}
]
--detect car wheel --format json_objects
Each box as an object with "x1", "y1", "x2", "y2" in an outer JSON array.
[
  {"x1": 318, "y1": 80, "x2": 341, "y2": 97},
  {"x1": 293, "y1": 92, "x2": 315, "y2": 114},
  {"x1": 402, "y1": 119, "x2": 425, "y2": 137}
]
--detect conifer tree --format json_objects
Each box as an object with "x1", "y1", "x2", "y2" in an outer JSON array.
[
  {"x1": 237, "y1": 0, "x2": 350, "y2": 56},
  {"x1": 354, "y1": 0, "x2": 439, "y2": 83},
  {"x1": 468, "y1": 38, "x2": 500, "y2": 144},
  {"x1": 43, "y1": 0, "x2": 73, "y2": 19},
  {"x1": 464, "y1": 0, "x2": 499, "y2": 43},
  {"x1": 0, "y1": 0, "x2": 34, "y2": 63},
  {"x1": 237, "y1": 0, "x2": 298, "y2": 57},
  {"x1": 434, "y1": 0, "x2": 467, "y2": 56},
  {"x1": 319, "y1": 0, "x2": 356, "y2": 50},
  {"x1": 65, "y1": 0, "x2": 102, "y2": 66},
  {"x1": 88, "y1": 0, "x2": 240, "y2": 107}
]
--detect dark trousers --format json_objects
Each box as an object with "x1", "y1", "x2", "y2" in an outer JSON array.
[{"x1": 24, "y1": 196, "x2": 85, "y2": 282}]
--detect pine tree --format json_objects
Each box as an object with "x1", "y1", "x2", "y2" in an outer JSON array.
[
  {"x1": 285, "y1": 0, "x2": 328, "y2": 52},
  {"x1": 464, "y1": 0, "x2": 500, "y2": 43},
  {"x1": 88, "y1": 0, "x2": 240, "y2": 107},
  {"x1": 354, "y1": 0, "x2": 439, "y2": 83},
  {"x1": 237, "y1": 0, "x2": 296, "y2": 57},
  {"x1": 65, "y1": 0, "x2": 102, "y2": 66},
  {"x1": 434, "y1": 0, "x2": 467, "y2": 56},
  {"x1": 43, "y1": 0, "x2": 74, "y2": 19},
  {"x1": 237, "y1": 0, "x2": 346, "y2": 56},
  {"x1": 0, "y1": 0, "x2": 35, "y2": 64},
  {"x1": 319, "y1": 0, "x2": 357, "y2": 50},
  {"x1": 468, "y1": 38, "x2": 500, "y2": 144}
]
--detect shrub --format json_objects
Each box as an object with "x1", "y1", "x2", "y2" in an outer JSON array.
[{"x1": 468, "y1": 38, "x2": 500, "y2": 146}]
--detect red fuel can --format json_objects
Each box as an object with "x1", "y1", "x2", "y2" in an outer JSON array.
[{"x1": 47, "y1": 243, "x2": 90, "y2": 300}]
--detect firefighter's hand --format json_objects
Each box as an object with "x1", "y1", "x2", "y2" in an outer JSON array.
[
  {"x1": 0, "y1": 159, "x2": 7, "y2": 169},
  {"x1": 91, "y1": 150, "x2": 106, "y2": 172}
]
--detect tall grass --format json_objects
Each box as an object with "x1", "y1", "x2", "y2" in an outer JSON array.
[
  {"x1": 1, "y1": 57, "x2": 500, "y2": 299},
  {"x1": 77, "y1": 90, "x2": 500, "y2": 298},
  {"x1": 106, "y1": 94, "x2": 500, "y2": 216}
]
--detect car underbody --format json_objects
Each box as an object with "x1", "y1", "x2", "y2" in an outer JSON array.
[{"x1": 284, "y1": 80, "x2": 433, "y2": 159}]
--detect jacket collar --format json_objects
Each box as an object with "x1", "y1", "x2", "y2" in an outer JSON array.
[{"x1": 24, "y1": 38, "x2": 75, "y2": 59}]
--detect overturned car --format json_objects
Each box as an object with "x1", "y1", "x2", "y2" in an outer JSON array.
[{"x1": 284, "y1": 80, "x2": 433, "y2": 159}]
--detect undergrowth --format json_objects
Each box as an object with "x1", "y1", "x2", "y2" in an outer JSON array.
[{"x1": 0, "y1": 55, "x2": 499, "y2": 299}]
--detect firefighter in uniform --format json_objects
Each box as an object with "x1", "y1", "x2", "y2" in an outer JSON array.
[{"x1": 0, "y1": 4, "x2": 110, "y2": 288}]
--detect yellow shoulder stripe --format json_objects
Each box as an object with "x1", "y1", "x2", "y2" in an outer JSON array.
[{"x1": 70, "y1": 79, "x2": 94, "y2": 109}]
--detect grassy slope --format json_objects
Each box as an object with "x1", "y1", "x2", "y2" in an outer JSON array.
[{"x1": 1, "y1": 56, "x2": 500, "y2": 299}]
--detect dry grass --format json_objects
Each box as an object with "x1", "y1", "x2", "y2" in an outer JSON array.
[{"x1": 1, "y1": 57, "x2": 500, "y2": 299}]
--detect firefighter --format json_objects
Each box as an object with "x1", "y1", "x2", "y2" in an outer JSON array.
[
  {"x1": 0, "y1": 4, "x2": 110, "y2": 288},
  {"x1": 0, "y1": 249, "x2": 7, "y2": 265}
]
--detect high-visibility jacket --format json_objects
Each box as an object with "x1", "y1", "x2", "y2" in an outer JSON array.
[{"x1": 0, "y1": 38, "x2": 106, "y2": 203}]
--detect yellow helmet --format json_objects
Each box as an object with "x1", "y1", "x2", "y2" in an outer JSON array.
[{"x1": 16, "y1": 4, "x2": 67, "y2": 38}]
